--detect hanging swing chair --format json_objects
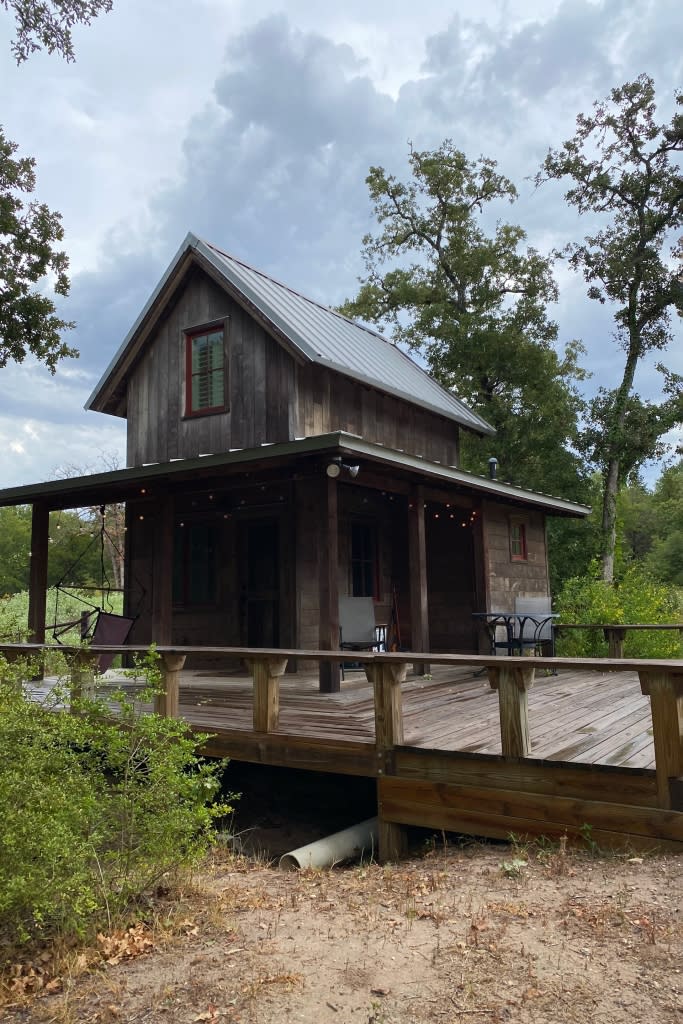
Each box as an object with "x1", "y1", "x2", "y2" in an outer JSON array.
[{"x1": 50, "y1": 505, "x2": 144, "y2": 672}]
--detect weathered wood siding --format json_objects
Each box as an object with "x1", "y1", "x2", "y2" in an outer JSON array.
[
  {"x1": 426, "y1": 513, "x2": 479, "y2": 651},
  {"x1": 481, "y1": 500, "x2": 550, "y2": 610},
  {"x1": 124, "y1": 266, "x2": 461, "y2": 466},
  {"x1": 126, "y1": 267, "x2": 296, "y2": 466},
  {"x1": 294, "y1": 365, "x2": 460, "y2": 465}
]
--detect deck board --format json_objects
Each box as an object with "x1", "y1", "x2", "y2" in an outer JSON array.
[{"x1": 81, "y1": 662, "x2": 656, "y2": 770}]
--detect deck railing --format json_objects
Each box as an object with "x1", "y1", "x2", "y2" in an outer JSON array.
[
  {"x1": 2, "y1": 642, "x2": 682, "y2": 857},
  {"x1": 554, "y1": 622, "x2": 683, "y2": 658}
]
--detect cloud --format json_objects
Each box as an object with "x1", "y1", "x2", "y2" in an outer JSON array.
[{"x1": 0, "y1": 2, "x2": 681, "y2": 490}]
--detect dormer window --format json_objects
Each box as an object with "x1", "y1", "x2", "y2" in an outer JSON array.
[{"x1": 185, "y1": 323, "x2": 226, "y2": 416}]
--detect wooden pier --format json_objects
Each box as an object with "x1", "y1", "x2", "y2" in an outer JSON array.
[{"x1": 5, "y1": 644, "x2": 683, "y2": 860}]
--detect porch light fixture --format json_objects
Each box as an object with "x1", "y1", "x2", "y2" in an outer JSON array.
[{"x1": 326, "y1": 458, "x2": 360, "y2": 479}]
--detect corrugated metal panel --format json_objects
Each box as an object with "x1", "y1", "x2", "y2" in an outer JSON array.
[{"x1": 200, "y1": 239, "x2": 494, "y2": 436}]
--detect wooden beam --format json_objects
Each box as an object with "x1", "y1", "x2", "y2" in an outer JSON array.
[
  {"x1": 639, "y1": 670, "x2": 683, "y2": 809},
  {"x1": 249, "y1": 656, "x2": 288, "y2": 732},
  {"x1": 488, "y1": 665, "x2": 535, "y2": 758},
  {"x1": 604, "y1": 626, "x2": 627, "y2": 659},
  {"x1": 318, "y1": 475, "x2": 340, "y2": 693},
  {"x1": 408, "y1": 485, "x2": 429, "y2": 675},
  {"x1": 369, "y1": 660, "x2": 409, "y2": 862},
  {"x1": 155, "y1": 652, "x2": 186, "y2": 718},
  {"x1": 152, "y1": 496, "x2": 174, "y2": 645},
  {"x1": 28, "y1": 501, "x2": 49, "y2": 645}
]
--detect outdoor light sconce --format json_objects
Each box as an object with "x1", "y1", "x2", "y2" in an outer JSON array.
[{"x1": 326, "y1": 457, "x2": 360, "y2": 479}]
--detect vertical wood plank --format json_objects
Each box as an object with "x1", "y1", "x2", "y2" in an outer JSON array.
[
  {"x1": 639, "y1": 671, "x2": 683, "y2": 809},
  {"x1": 368, "y1": 662, "x2": 407, "y2": 752},
  {"x1": 152, "y1": 495, "x2": 174, "y2": 645},
  {"x1": 488, "y1": 666, "x2": 535, "y2": 758},
  {"x1": 250, "y1": 656, "x2": 288, "y2": 732},
  {"x1": 155, "y1": 653, "x2": 186, "y2": 718},
  {"x1": 377, "y1": 811, "x2": 409, "y2": 863},
  {"x1": 408, "y1": 485, "x2": 429, "y2": 674},
  {"x1": 28, "y1": 501, "x2": 49, "y2": 646},
  {"x1": 318, "y1": 475, "x2": 340, "y2": 693},
  {"x1": 605, "y1": 627, "x2": 626, "y2": 659}
]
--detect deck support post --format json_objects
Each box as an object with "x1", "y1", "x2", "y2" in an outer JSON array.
[
  {"x1": 604, "y1": 627, "x2": 627, "y2": 659},
  {"x1": 28, "y1": 501, "x2": 49, "y2": 679},
  {"x1": 368, "y1": 660, "x2": 409, "y2": 862},
  {"x1": 639, "y1": 670, "x2": 683, "y2": 810},
  {"x1": 249, "y1": 656, "x2": 288, "y2": 732},
  {"x1": 155, "y1": 653, "x2": 186, "y2": 718},
  {"x1": 408, "y1": 486, "x2": 429, "y2": 676},
  {"x1": 488, "y1": 666, "x2": 535, "y2": 758},
  {"x1": 318, "y1": 476, "x2": 340, "y2": 694},
  {"x1": 69, "y1": 650, "x2": 99, "y2": 705}
]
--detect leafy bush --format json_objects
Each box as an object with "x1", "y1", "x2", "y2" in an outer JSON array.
[
  {"x1": 555, "y1": 565, "x2": 682, "y2": 658},
  {"x1": 0, "y1": 588, "x2": 124, "y2": 644},
  {"x1": 0, "y1": 650, "x2": 231, "y2": 953}
]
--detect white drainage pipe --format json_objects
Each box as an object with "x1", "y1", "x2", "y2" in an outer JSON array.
[{"x1": 278, "y1": 817, "x2": 378, "y2": 871}]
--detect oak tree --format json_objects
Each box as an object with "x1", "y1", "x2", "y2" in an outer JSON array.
[
  {"x1": 341, "y1": 141, "x2": 588, "y2": 499},
  {"x1": 538, "y1": 76, "x2": 683, "y2": 581}
]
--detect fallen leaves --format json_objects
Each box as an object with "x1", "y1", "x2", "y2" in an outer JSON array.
[{"x1": 97, "y1": 923, "x2": 155, "y2": 965}]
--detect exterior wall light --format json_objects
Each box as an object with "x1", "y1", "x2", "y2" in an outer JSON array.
[{"x1": 326, "y1": 458, "x2": 360, "y2": 479}]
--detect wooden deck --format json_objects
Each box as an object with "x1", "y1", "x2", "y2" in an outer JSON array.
[
  {"x1": 11, "y1": 641, "x2": 683, "y2": 856},
  {"x1": 96, "y1": 663, "x2": 655, "y2": 770}
]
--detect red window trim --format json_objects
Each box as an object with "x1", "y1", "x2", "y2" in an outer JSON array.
[
  {"x1": 509, "y1": 520, "x2": 528, "y2": 562},
  {"x1": 184, "y1": 321, "x2": 227, "y2": 417}
]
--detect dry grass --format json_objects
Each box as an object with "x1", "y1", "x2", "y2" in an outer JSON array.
[{"x1": 2, "y1": 841, "x2": 681, "y2": 1023}]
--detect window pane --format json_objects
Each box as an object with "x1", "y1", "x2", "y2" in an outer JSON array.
[{"x1": 189, "y1": 328, "x2": 225, "y2": 411}]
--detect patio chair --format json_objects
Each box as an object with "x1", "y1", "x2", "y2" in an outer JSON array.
[
  {"x1": 514, "y1": 597, "x2": 556, "y2": 658},
  {"x1": 339, "y1": 596, "x2": 383, "y2": 678}
]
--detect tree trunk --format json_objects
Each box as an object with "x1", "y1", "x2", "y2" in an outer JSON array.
[{"x1": 600, "y1": 457, "x2": 620, "y2": 582}]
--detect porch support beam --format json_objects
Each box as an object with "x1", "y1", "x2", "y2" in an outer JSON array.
[
  {"x1": 408, "y1": 485, "x2": 429, "y2": 675},
  {"x1": 318, "y1": 475, "x2": 341, "y2": 693},
  {"x1": 155, "y1": 652, "x2": 186, "y2": 718},
  {"x1": 249, "y1": 656, "x2": 288, "y2": 732},
  {"x1": 28, "y1": 500, "x2": 49, "y2": 645},
  {"x1": 152, "y1": 495, "x2": 174, "y2": 645}
]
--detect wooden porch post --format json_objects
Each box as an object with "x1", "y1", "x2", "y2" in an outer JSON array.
[
  {"x1": 408, "y1": 485, "x2": 429, "y2": 675},
  {"x1": 368, "y1": 660, "x2": 409, "y2": 862},
  {"x1": 488, "y1": 665, "x2": 535, "y2": 758},
  {"x1": 318, "y1": 476, "x2": 341, "y2": 693},
  {"x1": 249, "y1": 655, "x2": 289, "y2": 732},
  {"x1": 155, "y1": 652, "x2": 186, "y2": 718},
  {"x1": 639, "y1": 670, "x2": 683, "y2": 810},
  {"x1": 152, "y1": 495, "x2": 174, "y2": 645},
  {"x1": 28, "y1": 501, "x2": 49, "y2": 650}
]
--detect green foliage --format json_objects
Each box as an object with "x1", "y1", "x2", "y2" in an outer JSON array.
[
  {"x1": 555, "y1": 565, "x2": 682, "y2": 658},
  {"x1": 0, "y1": 128, "x2": 76, "y2": 373},
  {"x1": 0, "y1": 649, "x2": 231, "y2": 952},
  {"x1": 2, "y1": 0, "x2": 113, "y2": 63},
  {"x1": 340, "y1": 140, "x2": 588, "y2": 498},
  {"x1": 0, "y1": 588, "x2": 123, "y2": 647},
  {"x1": 538, "y1": 75, "x2": 683, "y2": 580}
]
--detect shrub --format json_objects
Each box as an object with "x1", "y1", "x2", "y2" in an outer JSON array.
[
  {"x1": 555, "y1": 565, "x2": 682, "y2": 658},
  {"x1": 0, "y1": 650, "x2": 231, "y2": 954}
]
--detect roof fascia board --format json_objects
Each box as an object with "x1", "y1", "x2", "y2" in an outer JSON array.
[
  {"x1": 191, "y1": 248, "x2": 309, "y2": 367},
  {"x1": 0, "y1": 431, "x2": 590, "y2": 518},
  {"x1": 86, "y1": 233, "x2": 201, "y2": 413}
]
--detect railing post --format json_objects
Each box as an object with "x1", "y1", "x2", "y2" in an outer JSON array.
[
  {"x1": 639, "y1": 670, "x2": 683, "y2": 810},
  {"x1": 488, "y1": 665, "x2": 535, "y2": 758},
  {"x1": 368, "y1": 660, "x2": 408, "y2": 862},
  {"x1": 155, "y1": 653, "x2": 186, "y2": 718},
  {"x1": 248, "y1": 656, "x2": 288, "y2": 733},
  {"x1": 604, "y1": 626, "x2": 626, "y2": 659},
  {"x1": 70, "y1": 650, "x2": 99, "y2": 706}
]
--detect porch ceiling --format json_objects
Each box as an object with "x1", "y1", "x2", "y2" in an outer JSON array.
[{"x1": 0, "y1": 431, "x2": 591, "y2": 517}]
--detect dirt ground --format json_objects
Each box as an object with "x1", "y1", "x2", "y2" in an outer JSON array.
[{"x1": 3, "y1": 839, "x2": 682, "y2": 1024}]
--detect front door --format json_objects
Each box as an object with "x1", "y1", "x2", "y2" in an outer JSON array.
[{"x1": 239, "y1": 518, "x2": 280, "y2": 647}]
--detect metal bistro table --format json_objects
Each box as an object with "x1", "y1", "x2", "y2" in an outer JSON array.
[{"x1": 472, "y1": 611, "x2": 559, "y2": 658}]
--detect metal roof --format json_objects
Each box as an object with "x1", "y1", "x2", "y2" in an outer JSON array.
[
  {"x1": 0, "y1": 432, "x2": 590, "y2": 517},
  {"x1": 86, "y1": 233, "x2": 495, "y2": 436}
]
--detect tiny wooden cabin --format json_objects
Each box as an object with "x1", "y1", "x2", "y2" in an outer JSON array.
[{"x1": 0, "y1": 234, "x2": 589, "y2": 690}]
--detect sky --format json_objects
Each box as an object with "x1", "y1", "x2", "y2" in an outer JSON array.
[{"x1": 0, "y1": 0, "x2": 681, "y2": 489}]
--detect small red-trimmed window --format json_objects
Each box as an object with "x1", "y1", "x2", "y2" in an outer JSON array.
[
  {"x1": 510, "y1": 521, "x2": 528, "y2": 561},
  {"x1": 185, "y1": 326, "x2": 225, "y2": 415}
]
